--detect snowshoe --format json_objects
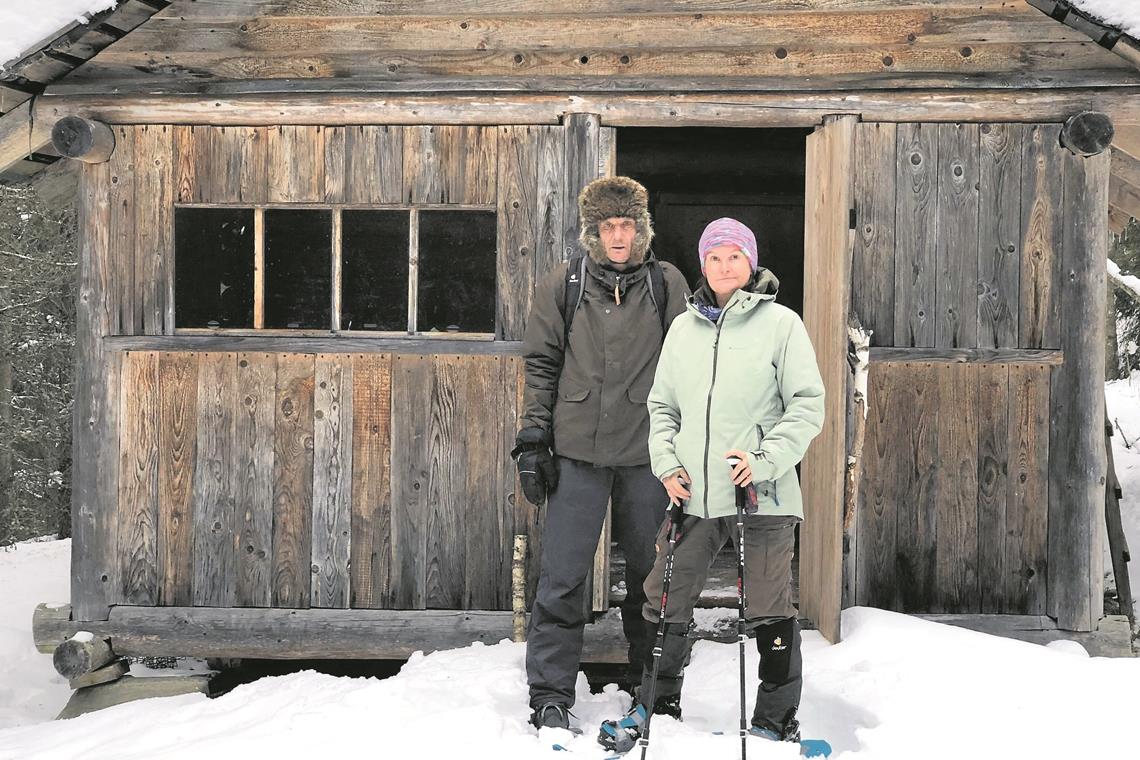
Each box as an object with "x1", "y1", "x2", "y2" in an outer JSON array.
[
  {"x1": 749, "y1": 721, "x2": 832, "y2": 758},
  {"x1": 597, "y1": 703, "x2": 647, "y2": 754}
]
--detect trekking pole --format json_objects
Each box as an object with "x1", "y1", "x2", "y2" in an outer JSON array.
[
  {"x1": 638, "y1": 500, "x2": 685, "y2": 760},
  {"x1": 726, "y1": 457, "x2": 751, "y2": 760}
]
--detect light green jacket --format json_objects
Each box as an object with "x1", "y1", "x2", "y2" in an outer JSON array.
[{"x1": 647, "y1": 270, "x2": 825, "y2": 519}]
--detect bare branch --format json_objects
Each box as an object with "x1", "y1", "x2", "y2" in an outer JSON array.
[
  {"x1": 0, "y1": 249, "x2": 77, "y2": 267},
  {"x1": 0, "y1": 297, "x2": 48, "y2": 314}
]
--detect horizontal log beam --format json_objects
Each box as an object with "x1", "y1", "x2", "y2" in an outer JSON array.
[
  {"x1": 1114, "y1": 126, "x2": 1140, "y2": 159},
  {"x1": 868, "y1": 348, "x2": 1064, "y2": 365},
  {"x1": 34, "y1": 88, "x2": 1140, "y2": 129},
  {"x1": 1110, "y1": 174, "x2": 1140, "y2": 222},
  {"x1": 104, "y1": 335, "x2": 524, "y2": 355},
  {"x1": 1109, "y1": 205, "x2": 1131, "y2": 234},
  {"x1": 0, "y1": 100, "x2": 53, "y2": 173}
]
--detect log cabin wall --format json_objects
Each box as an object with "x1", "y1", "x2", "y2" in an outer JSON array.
[
  {"x1": 73, "y1": 122, "x2": 603, "y2": 620},
  {"x1": 850, "y1": 122, "x2": 1108, "y2": 630}
]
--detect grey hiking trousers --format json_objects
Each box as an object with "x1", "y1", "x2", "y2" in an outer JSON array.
[
  {"x1": 526, "y1": 456, "x2": 667, "y2": 709},
  {"x1": 638, "y1": 513, "x2": 803, "y2": 734}
]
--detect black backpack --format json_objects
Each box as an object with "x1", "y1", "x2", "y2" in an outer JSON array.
[{"x1": 561, "y1": 252, "x2": 668, "y2": 345}]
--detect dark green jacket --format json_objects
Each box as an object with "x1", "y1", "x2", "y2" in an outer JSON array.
[{"x1": 521, "y1": 255, "x2": 690, "y2": 466}]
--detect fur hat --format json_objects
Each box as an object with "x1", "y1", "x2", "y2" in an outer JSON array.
[{"x1": 577, "y1": 176, "x2": 654, "y2": 265}]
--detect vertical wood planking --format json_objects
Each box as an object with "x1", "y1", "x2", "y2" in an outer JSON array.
[
  {"x1": 268, "y1": 126, "x2": 329, "y2": 203},
  {"x1": 134, "y1": 125, "x2": 174, "y2": 335},
  {"x1": 534, "y1": 126, "x2": 567, "y2": 280},
  {"x1": 852, "y1": 122, "x2": 896, "y2": 346},
  {"x1": 933, "y1": 362, "x2": 978, "y2": 613},
  {"x1": 107, "y1": 125, "x2": 136, "y2": 336},
  {"x1": 894, "y1": 363, "x2": 939, "y2": 612},
  {"x1": 158, "y1": 352, "x2": 197, "y2": 606},
  {"x1": 191, "y1": 352, "x2": 237, "y2": 607},
  {"x1": 323, "y1": 126, "x2": 346, "y2": 203},
  {"x1": 272, "y1": 354, "x2": 314, "y2": 608},
  {"x1": 425, "y1": 355, "x2": 466, "y2": 608},
  {"x1": 855, "y1": 365, "x2": 898, "y2": 609},
  {"x1": 976, "y1": 363, "x2": 1010, "y2": 613},
  {"x1": 344, "y1": 126, "x2": 404, "y2": 205},
  {"x1": 1007, "y1": 363, "x2": 1050, "y2": 614},
  {"x1": 404, "y1": 125, "x2": 444, "y2": 204},
  {"x1": 311, "y1": 354, "x2": 354, "y2": 608},
  {"x1": 177, "y1": 127, "x2": 269, "y2": 204},
  {"x1": 978, "y1": 124, "x2": 1023, "y2": 349},
  {"x1": 1049, "y1": 150, "x2": 1109, "y2": 631},
  {"x1": 563, "y1": 114, "x2": 600, "y2": 260},
  {"x1": 441, "y1": 126, "x2": 497, "y2": 205},
  {"x1": 389, "y1": 354, "x2": 431, "y2": 609},
  {"x1": 350, "y1": 353, "x2": 393, "y2": 609},
  {"x1": 463, "y1": 356, "x2": 505, "y2": 609},
  {"x1": 496, "y1": 126, "x2": 539, "y2": 341},
  {"x1": 116, "y1": 351, "x2": 160, "y2": 606},
  {"x1": 894, "y1": 124, "x2": 938, "y2": 348},
  {"x1": 173, "y1": 126, "x2": 197, "y2": 204},
  {"x1": 1019, "y1": 125, "x2": 1065, "y2": 349},
  {"x1": 233, "y1": 353, "x2": 276, "y2": 608},
  {"x1": 935, "y1": 124, "x2": 979, "y2": 349}
]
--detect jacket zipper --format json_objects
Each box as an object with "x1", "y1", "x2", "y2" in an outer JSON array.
[{"x1": 701, "y1": 314, "x2": 725, "y2": 519}]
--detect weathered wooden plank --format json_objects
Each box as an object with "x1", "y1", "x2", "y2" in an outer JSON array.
[
  {"x1": 233, "y1": 353, "x2": 276, "y2": 608},
  {"x1": 322, "y1": 126, "x2": 346, "y2": 203},
  {"x1": 1007, "y1": 363, "x2": 1049, "y2": 615},
  {"x1": 271, "y1": 354, "x2": 315, "y2": 609},
  {"x1": 563, "y1": 113, "x2": 600, "y2": 260},
  {"x1": 173, "y1": 126, "x2": 197, "y2": 204},
  {"x1": 267, "y1": 125, "x2": 329, "y2": 203},
  {"x1": 978, "y1": 123, "x2": 1022, "y2": 349},
  {"x1": 343, "y1": 125, "x2": 404, "y2": 205},
  {"x1": 933, "y1": 362, "x2": 978, "y2": 613},
  {"x1": 975, "y1": 363, "x2": 1008, "y2": 613},
  {"x1": 495, "y1": 126, "x2": 539, "y2": 341},
  {"x1": 935, "y1": 123, "x2": 979, "y2": 349},
  {"x1": 1019, "y1": 124, "x2": 1065, "y2": 349},
  {"x1": 389, "y1": 353, "x2": 431, "y2": 609},
  {"x1": 895, "y1": 363, "x2": 939, "y2": 612},
  {"x1": 534, "y1": 126, "x2": 567, "y2": 279},
  {"x1": 425, "y1": 356, "x2": 466, "y2": 609},
  {"x1": 440, "y1": 126, "x2": 497, "y2": 205},
  {"x1": 350, "y1": 353, "x2": 393, "y2": 609},
  {"x1": 1049, "y1": 150, "x2": 1109, "y2": 632},
  {"x1": 158, "y1": 352, "x2": 197, "y2": 607},
  {"x1": 116, "y1": 351, "x2": 161, "y2": 606},
  {"x1": 894, "y1": 123, "x2": 938, "y2": 348},
  {"x1": 855, "y1": 365, "x2": 897, "y2": 609},
  {"x1": 404, "y1": 125, "x2": 444, "y2": 205},
  {"x1": 311, "y1": 354, "x2": 354, "y2": 608},
  {"x1": 1109, "y1": 174, "x2": 1140, "y2": 225},
  {"x1": 133, "y1": 125, "x2": 174, "y2": 336},
  {"x1": 0, "y1": 100, "x2": 52, "y2": 174},
  {"x1": 852, "y1": 122, "x2": 896, "y2": 346},
  {"x1": 868, "y1": 347, "x2": 1063, "y2": 365},
  {"x1": 107, "y1": 335, "x2": 525, "y2": 355},
  {"x1": 191, "y1": 352, "x2": 237, "y2": 608},
  {"x1": 184, "y1": 126, "x2": 269, "y2": 204},
  {"x1": 463, "y1": 356, "x2": 506, "y2": 609},
  {"x1": 107, "y1": 125, "x2": 136, "y2": 337}
]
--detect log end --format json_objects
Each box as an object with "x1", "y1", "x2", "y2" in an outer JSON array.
[
  {"x1": 1060, "y1": 111, "x2": 1114, "y2": 157},
  {"x1": 50, "y1": 116, "x2": 116, "y2": 163}
]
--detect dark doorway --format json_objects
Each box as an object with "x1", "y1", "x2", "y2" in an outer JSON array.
[{"x1": 616, "y1": 127, "x2": 809, "y2": 314}]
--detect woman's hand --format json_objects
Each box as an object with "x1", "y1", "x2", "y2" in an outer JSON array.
[
  {"x1": 724, "y1": 449, "x2": 752, "y2": 486},
  {"x1": 661, "y1": 469, "x2": 691, "y2": 506}
]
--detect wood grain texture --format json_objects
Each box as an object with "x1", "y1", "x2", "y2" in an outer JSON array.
[
  {"x1": 1019, "y1": 124, "x2": 1064, "y2": 349},
  {"x1": 894, "y1": 123, "x2": 938, "y2": 348},
  {"x1": 440, "y1": 126, "x2": 497, "y2": 205},
  {"x1": 271, "y1": 354, "x2": 315, "y2": 608},
  {"x1": 563, "y1": 114, "x2": 600, "y2": 261},
  {"x1": 133, "y1": 125, "x2": 175, "y2": 336},
  {"x1": 851, "y1": 122, "x2": 896, "y2": 346},
  {"x1": 311, "y1": 354, "x2": 354, "y2": 608},
  {"x1": 268, "y1": 125, "x2": 329, "y2": 202},
  {"x1": 934, "y1": 123, "x2": 979, "y2": 349},
  {"x1": 158, "y1": 352, "x2": 197, "y2": 607},
  {"x1": 117, "y1": 351, "x2": 161, "y2": 606},
  {"x1": 977, "y1": 123, "x2": 1022, "y2": 349},
  {"x1": 107, "y1": 126, "x2": 136, "y2": 337},
  {"x1": 191, "y1": 352, "x2": 237, "y2": 607},
  {"x1": 975, "y1": 363, "x2": 1009, "y2": 613},
  {"x1": 425, "y1": 355, "x2": 466, "y2": 609},
  {"x1": 343, "y1": 125, "x2": 404, "y2": 205},
  {"x1": 495, "y1": 126, "x2": 539, "y2": 341},
  {"x1": 894, "y1": 364, "x2": 939, "y2": 612},
  {"x1": 322, "y1": 126, "x2": 346, "y2": 203},
  {"x1": 1007, "y1": 363, "x2": 1049, "y2": 615},
  {"x1": 181, "y1": 126, "x2": 268, "y2": 204},
  {"x1": 404, "y1": 125, "x2": 444, "y2": 205},
  {"x1": 855, "y1": 365, "x2": 897, "y2": 609},
  {"x1": 535, "y1": 125, "x2": 567, "y2": 277},
  {"x1": 463, "y1": 356, "x2": 506, "y2": 609},
  {"x1": 233, "y1": 353, "x2": 276, "y2": 608},
  {"x1": 389, "y1": 353, "x2": 431, "y2": 608},
  {"x1": 350, "y1": 353, "x2": 392, "y2": 609},
  {"x1": 869, "y1": 347, "x2": 1062, "y2": 365},
  {"x1": 933, "y1": 362, "x2": 978, "y2": 613}
]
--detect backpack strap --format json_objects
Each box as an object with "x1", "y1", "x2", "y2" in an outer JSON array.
[
  {"x1": 646, "y1": 258, "x2": 668, "y2": 336},
  {"x1": 561, "y1": 252, "x2": 588, "y2": 347}
]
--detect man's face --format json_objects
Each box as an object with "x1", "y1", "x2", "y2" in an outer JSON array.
[{"x1": 598, "y1": 216, "x2": 637, "y2": 267}]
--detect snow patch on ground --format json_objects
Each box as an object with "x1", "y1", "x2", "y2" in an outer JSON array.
[{"x1": 1071, "y1": 0, "x2": 1140, "y2": 39}]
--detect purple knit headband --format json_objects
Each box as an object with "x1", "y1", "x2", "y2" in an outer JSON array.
[{"x1": 698, "y1": 217, "x2": 758, "y2": 271}]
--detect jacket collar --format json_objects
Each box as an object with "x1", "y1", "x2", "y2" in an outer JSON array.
[{"x1": 688, "y1": 267, "x2": 780, "y2": 322}]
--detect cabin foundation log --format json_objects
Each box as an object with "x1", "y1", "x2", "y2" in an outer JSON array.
[
  {"x1": 56, "y1": 674, "x2": 213, "y2": 721},
  {"x1": 53, "y1": 634, "x2": 116, "y2": 680},
  {"x1": 68, "y1": 658, "x2": 129, "y2": 690},
  {"x1": 51, "y1": 116, "x2": 116, "y2": 163}
]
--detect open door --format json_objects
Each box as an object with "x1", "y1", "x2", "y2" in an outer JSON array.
[{"x1": 799, "y1": 115, "x2": 857, "y2": 643}]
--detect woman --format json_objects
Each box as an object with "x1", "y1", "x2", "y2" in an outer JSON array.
[{"x1": 599, "y1": 217, "x2": 825, "y2": 752}]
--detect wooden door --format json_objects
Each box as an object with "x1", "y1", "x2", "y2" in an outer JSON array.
[{"x1": 799, "y1": 115, "x2": 857, "y2": 644}]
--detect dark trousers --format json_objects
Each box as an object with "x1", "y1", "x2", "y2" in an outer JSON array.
[
  {"x1": 638, "y1": 514, "x2": 802, "y2": 733},
  {"x1": 526, "y1": 456, "x2": 667, "y2": 708}
]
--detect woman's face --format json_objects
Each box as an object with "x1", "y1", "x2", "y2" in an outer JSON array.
[{"x1": 702, "y1": 244, "x2": 753, "y2": 299}]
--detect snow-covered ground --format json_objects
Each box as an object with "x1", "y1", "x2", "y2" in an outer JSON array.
[{"x1": 0, "y1": 379, "x2": 1136, "y2": 758}]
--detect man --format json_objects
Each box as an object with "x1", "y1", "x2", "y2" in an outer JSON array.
[{"x1": 512, "y1": 176, "x2": 689, "y2": 730}]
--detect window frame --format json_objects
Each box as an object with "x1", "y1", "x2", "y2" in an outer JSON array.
[{"x1": 172, "y1": 201, "x2": 498, "y2": 339}]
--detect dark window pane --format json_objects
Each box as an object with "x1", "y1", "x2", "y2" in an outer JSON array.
[
  {"x1": 417, "y1": 210, "x2": 496, "y2": 333},
  {"x1": 174, "y1": 207, "x2": 255, "y2": 328},
  {"x1": 265, "y1": 209, "x2": 332, "y2": 329},
  {"x1": 341, "y1": 210, "x2": 409, "y2": 331}
]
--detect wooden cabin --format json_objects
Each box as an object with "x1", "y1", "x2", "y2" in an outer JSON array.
[{"x1": 21, "y1": 0, "x2": 1140, "y2": 666}]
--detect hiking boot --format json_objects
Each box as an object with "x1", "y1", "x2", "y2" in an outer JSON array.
[
  {"x1": 531, "y1": 702, "x2": 571, "y2": 730},
  {"x1": 598, "y1": 704, "x2": 647, "y2": 754},
  {"x1": 749, "y1": 715, "x2": 801, "y2": 743},
  {"x1": 652, "y1": 693, "x2": 682, "y2": 721}
]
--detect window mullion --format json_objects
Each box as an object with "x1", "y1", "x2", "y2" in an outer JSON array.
[
  {"x1": 408, "y1": 208, "x2": 419, "y2": 335},
  {"x1": 331, "y1": 207, "x2": 342, "y2": 331},
  {"x1": 253, "y1": 206, "x2": 265, "y2": 329}
]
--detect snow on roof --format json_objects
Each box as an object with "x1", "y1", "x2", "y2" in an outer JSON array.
[
  {"x1": 0, "y1": 0, "x2": 117, "y2": 70},
  {"x1": 1070, "y1": 0, "x2": 1140, "y2": 39}
]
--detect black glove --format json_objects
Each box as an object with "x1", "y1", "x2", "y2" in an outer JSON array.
[{"x1": 511, "y1": 427, "x2": 559, "y2": 505}]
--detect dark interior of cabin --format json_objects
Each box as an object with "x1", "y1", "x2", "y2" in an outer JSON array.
[{"x1": 616, "y1": 127, "x2": 809, "y2": 316}]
